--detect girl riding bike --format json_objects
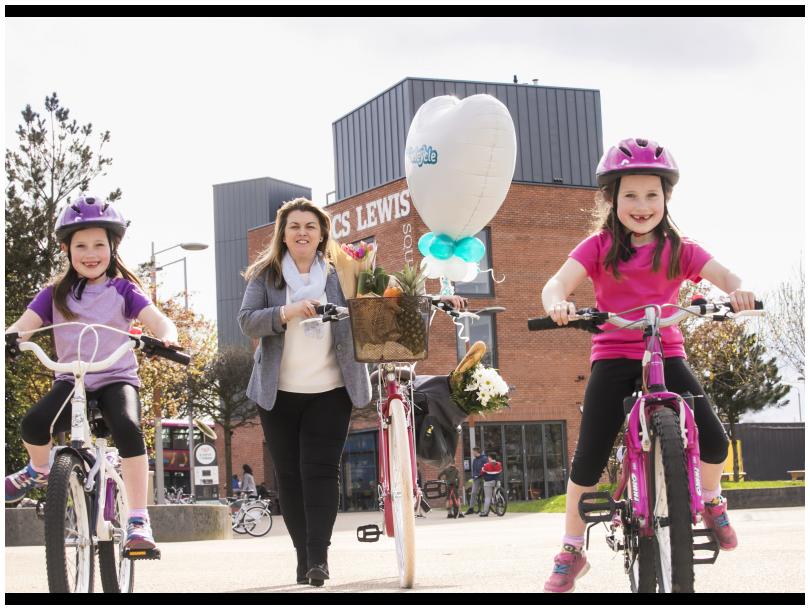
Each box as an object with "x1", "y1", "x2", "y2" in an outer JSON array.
[
  {"x1": 4, "y1": 195, "x2": 179, "y2": 553},
  {"x1": 540, "y1": 138, "x2": 756, "y2": 593}
]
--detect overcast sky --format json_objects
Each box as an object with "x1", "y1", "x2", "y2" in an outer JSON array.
[{"x1": 6, "y1": 17, "x2": 805, "y2": 420}]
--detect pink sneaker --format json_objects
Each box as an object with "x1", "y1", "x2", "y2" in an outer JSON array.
[
  {"x1": 702, "y1": 496, "x2": 737, "y2": 551},
  {"x1": 544, "y1": 546, "x2": 590, "y2": 593}
]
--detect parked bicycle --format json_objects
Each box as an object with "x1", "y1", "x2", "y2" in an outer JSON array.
[
  {"x1": 465, "y1": 477, "x2": 507, "y2": 516},
  {"x1": 5, "y1": 324, "x2": 190, "y2": 593},
  {"x1": 528, "y1": 297, "x2": 763, "y2": 593},
  {"x1": 302, "y1": 297, "x2": 478, "y2": 588},
  {"x1": 165, "y1": 486, "x2": 193, "y2": 505},
  {"x1": 227, "y1": 495, "x2": 274, "y2": 537}
]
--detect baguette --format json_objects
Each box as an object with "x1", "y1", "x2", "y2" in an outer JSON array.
[{"x1": 451, "y1": 340, "x2": 488, "y2": 391}]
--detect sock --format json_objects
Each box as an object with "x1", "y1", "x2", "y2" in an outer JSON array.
[
  {"x1": 129, "y1": 508, "x2": 149, "y2": 522},
  {"x1": 30, "y1": 461, "x2": 50, "y2": 475},
  {"x1": 562, "y1": 535, "x2": 585, "y2": 552},
  {"x1": 702, "y1": 486, "x2": 722, "y2": 503}
]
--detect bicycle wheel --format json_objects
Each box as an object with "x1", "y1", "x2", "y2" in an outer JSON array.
[
  {"x1": 388, "y1": 398, "x2": 416, "y2": 589},
  {"x1": 648, "y1": 408, "x2": 695, "y2": 593},
  {"x1": 629, "y1": 534, "x2": 657, "y2": 593},
  {"x1": 493, "y1": 487, "x2": 507, "y2": 516},
  {"x1": 45, "y1": 452, "x2": 95, "y2": 593},
  {"x1": 98, "y1": 476, "x2": 135, "y2": 592},
  {"x1": 243, "y1": 506, "x2": 273, "y2": 537}
]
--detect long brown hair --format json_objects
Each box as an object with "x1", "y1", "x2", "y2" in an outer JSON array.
[
  {"x1": 52, "y1": 228, "x2": 144, "y2": 320},
  {"x1": 242, "y1": 197, "x2": 338, "y2": 288},
  {"x1": 590, "y1": 176, "x2": 682, "y2": 280}
]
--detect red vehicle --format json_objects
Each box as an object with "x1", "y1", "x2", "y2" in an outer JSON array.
[{"x1": 149, "y1": 418, "x2": 214, "y2": 494}]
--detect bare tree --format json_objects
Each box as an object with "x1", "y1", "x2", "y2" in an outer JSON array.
[{"x1": 763, "y1": 258, "x2": 805, "y2": 378}]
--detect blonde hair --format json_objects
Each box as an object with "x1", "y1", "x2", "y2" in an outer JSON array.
[{"x1": 242, "y1": 197, "x2": 338, "y2": 287}]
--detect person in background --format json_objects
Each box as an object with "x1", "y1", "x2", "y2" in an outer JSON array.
[
  {"x1": 438, "y1": 463, "x2": 464, "y2": 519},
  {"x1": 479, "y1": 453, "x2": 503, "y2": 517},
  {"x1": 231, "y1": 474, "x2": 241, "y2": 497},
  {"x1": 465, "y1": 447, "x2": 487, "y2": 515},
  {"x1": 241, "y1": 464, "x2": 257, "y2": 497}
]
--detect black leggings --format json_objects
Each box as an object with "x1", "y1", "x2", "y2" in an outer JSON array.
[
  {"x1": 569, "y1": 358, "x2": 729, "y2": 487},
  {"x1": 259, "y1": 386, "x2": 353, "y2": 565},
  {"x1": 20, "y1": 380, "x2": 146, "y2": 458}
]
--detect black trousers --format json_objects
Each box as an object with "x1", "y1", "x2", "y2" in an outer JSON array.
[
  {"x1": 259, "y1": 386, "x2": 353, "y2": 565},
  {"x1": 569, "y1": 358, "x2": 729, "y2": 487},
  {"x1": 20, "y1": 380, "x2": 146, "y2": 458}
]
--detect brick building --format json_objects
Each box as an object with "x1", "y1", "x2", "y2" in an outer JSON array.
[{"x1": 214, "y1": 77, "x2": 603, "y2": 508}]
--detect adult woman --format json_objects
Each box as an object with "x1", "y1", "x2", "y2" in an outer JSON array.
[
  {"x1": 240, "y1": 464, "x2": 257, "y2": 497},
  {"x1": 238, "y1": 197, "x2": 372, "y2": 587}
]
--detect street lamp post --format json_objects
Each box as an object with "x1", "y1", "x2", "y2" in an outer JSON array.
[{"x1": 149, "y1": 241, "x2": 208, "y2": 505}]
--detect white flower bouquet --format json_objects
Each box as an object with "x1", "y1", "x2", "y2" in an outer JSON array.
[{"x1": 450, "y1": 363, "x2": 510, "y2": 415}]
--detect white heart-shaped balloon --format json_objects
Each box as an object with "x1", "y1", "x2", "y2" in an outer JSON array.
[{"x1": 405, "y1": 94, "x2": 517, "y2": 241}]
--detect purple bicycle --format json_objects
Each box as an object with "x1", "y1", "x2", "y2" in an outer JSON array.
[{"x1": 528, "y1": 297, "x2": 763, "y2": 593}]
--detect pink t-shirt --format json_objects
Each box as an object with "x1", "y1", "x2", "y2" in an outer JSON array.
[{"x1": 569, "y1": 231, "x2": 713, "y2": 362}]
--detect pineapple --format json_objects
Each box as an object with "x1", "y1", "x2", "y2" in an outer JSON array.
[{"x1": 391, "y1": 263, "x2": 428, "y2": 356}]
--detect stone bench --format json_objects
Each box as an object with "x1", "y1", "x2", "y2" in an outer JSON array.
[
  {"x1": 5, "y1": 503, "x2": 232, "y2": 547},
  {"x1": 787, "y1": 470, "x2": 805, "y2": 481}
]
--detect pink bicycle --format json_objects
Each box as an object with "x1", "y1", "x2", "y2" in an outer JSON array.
[{"x1": 528, "y1": 297, "x2": 763, "y2": 593}]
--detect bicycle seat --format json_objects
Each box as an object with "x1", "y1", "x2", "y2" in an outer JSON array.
[
  {"x1": 87, "y1": 399, "x2": 103, "y2": 421},
  {"x1": 369, "y1": 367, "x2": 413, "y2": 385}
]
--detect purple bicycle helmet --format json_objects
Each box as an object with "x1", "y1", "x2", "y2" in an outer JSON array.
[
  {"x1": 54, "y1": 195, "x2": 129, "y2": 243},
  {"x1": 595, "y1": 138, "x2": 679, "y2": 186}
]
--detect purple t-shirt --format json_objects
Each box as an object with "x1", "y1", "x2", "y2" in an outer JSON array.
[
  {"x1": 27, "y1": 278, "x2": 151, "y2": 391},
  {"x1": 569, "y1": 231, "x2": 713, "y2": 362}
]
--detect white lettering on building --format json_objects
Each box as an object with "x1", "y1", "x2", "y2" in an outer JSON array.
[{"x1": 331, "y1": 188, "x2": 412, "y2": 239}]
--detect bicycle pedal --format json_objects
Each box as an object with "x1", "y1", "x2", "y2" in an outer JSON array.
[
  {"x1": 692, "y1": 528, "x2": 720, "y2": 565},
  {"x1": 422, "y1": 480, "x2": 447, "y2": 499},
  {"x1": 123, "y1": 547, "x2": 161, "y2": 560},
  {"x1": 356, "y1": 524, "x2": 383, "y2": 543},
  {"x1": 578, "y1": 491, "x2": 620, "y2": 524}
]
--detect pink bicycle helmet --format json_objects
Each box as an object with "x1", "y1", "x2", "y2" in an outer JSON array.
[
  {"x1": 595, "y1": 138, "x2": 679, "y2": 186},
  {"x1": 55, "y1": 195, "x2": 129, "y2": 243}
]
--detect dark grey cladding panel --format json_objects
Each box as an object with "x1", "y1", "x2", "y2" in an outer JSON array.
[
  {"x1": 333, "y1": 77, "x2": 602, "y2": 201},
  {"x1": 213, "y1": 177, "x2": 310, "y2": 347}
]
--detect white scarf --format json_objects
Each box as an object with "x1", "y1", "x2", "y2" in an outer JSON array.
[{"x1": 281, "y1": 251, "x2": 328, "y2": 301}]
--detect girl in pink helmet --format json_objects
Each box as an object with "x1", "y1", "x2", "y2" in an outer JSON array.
[
  {"x1": 5, "y1": 195, "x2": 179, "y2": 552},
  {"x1": 541, "y1": 139, "x2": 756, "y2": 593}
]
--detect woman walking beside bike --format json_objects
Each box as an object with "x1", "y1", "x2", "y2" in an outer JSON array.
[
  {"x1": 238, "y1": 198, "x2": 372, "y2": 587},
  {"x1": 540, "y1": 139, "x2": 756, "y2": 593},
  {"x1": 4, "y1": 195, "x2": 179, "y2": 552}
]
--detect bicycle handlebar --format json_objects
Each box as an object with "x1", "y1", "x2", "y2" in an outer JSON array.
[
  {"x1": 5, "y1": 329, "x2": 191, "y2": 370},
  {"x1": 527, "y1": 300, "x2": 764, "y2": 333},
  {"x1": 307, "y1": 298, "x2": 498, "y2": 325}
]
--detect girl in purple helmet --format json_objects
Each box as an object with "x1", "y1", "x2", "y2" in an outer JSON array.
[
  {"x1": 5, "y1": 195, "x2": 179, "y2": 552},
  {"x1": 540, "y1": 139, "x2": 756, "y2": 593}
]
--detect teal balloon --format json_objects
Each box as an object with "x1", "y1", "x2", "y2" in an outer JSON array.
[
  {"x1": 454, "y1": 236, "x2": 486, "y2": 262},
  {"x1": 417, "y1": 232, "x2": 434, "y2": 257},
  {"x1": 429, "y1": 233, "x2": 455, "y2": 260}
]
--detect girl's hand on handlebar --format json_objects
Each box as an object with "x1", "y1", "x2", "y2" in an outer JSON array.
[
  {"x1": 548, "y1": 300, "x2": 576, "y2": 326},
  {"x1": 727, "y1": 289, "x2": 756, "y2": 313},
  {"x1": 440, "y1": 295, "x2": 468, "y2": 310},
  {"x1": 287, "y1": 299, "x2": 321, "y2": 319}
]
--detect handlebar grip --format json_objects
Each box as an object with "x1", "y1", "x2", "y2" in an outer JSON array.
[
  {"x1": 135, "y1": 335, "x2": 191, "y2": 366},
  {"x1": 527, "y1": 316, "x2": 559, "y2": 331},
  {"x1": 5, "y1": 332, "x2": 21, "y2": 360},
  {"x1": 719, "y1": 299, "x2": 764, "y2": 311}
]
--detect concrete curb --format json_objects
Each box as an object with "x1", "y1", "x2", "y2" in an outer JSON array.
[
  {"x1": 724, "y1": 486, "x2": 805, "y2": 509},
  {"x1": 5, "y1": 504, "x2": 232, "y2": 547}
]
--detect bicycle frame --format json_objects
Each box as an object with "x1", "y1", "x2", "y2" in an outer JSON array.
[
  {"x1": 375, "y1": 363, "x2": 420, "y2": 537},
  {"x1": 612, "y1": 306, "x2": 703, "y2": 537}
]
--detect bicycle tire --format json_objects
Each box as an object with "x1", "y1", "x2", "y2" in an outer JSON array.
[
  {"x1": 244, "y1": 506, "x2": 273, "y2": 537},
  {"x1": 98, "y1": 475, "x2": 135, "y2": 592},
  {"x1": 388, "y1": 398, "x2": 416, "y2": 588},
  {"x1": 45, "y1": 452, "x2": 95, "y2": 593},
  {"x1": 629, "y1": 534, "x2": 657, "y2": 593},
  {"x1": 649, "y1": 408, "x2": 695, "y2": 593},
  {"x1": 494, "y1": 487, "x2": 507, "y2": 516}
]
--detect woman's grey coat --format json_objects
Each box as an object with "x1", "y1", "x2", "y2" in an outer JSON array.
[{"x1": 238, "y1": 265, "x2": 372, "y2": 411}]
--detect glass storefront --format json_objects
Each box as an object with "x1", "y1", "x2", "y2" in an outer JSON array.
[
  {"x1": 462, "y1": 421, "x2": 567, "y2": 501},
  {"x1": 339, "y1": 430, "x2": 378, "y2": 512}
]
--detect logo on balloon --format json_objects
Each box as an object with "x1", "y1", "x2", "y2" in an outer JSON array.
[{"x1": 407, "y1": 144, "x2": 439, "y2": 168}]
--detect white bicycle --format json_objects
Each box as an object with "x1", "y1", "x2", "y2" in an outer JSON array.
[{"x1": 6, "y1": 324, "x2": 190, "y2": 593}]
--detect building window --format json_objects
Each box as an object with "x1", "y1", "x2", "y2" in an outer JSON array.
[
  {"x1": 454, "y1": 228, "x2": 493, "y2": 297},
  {"x1": 462, "y1": 421, "x2": 567, "y2": 501},
  {"x1": 339, "y1": 430, "x2": 378, "y2": 512},
  {"x1": 456, "y1": 311, "x2": 498, "y2": 369}
]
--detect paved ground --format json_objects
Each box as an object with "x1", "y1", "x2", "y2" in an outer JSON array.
[{"x1": 4, "y1": 506, "x2": 805, "y2": 594}]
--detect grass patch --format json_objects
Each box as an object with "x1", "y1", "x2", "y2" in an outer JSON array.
[{"x1": 504, "y1": 480, "x2": 804, "y2": 514}]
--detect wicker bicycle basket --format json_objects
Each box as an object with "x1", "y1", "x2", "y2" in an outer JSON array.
[{"x1": 347, "y1": 295, "x2": 432, "y2": 362}]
